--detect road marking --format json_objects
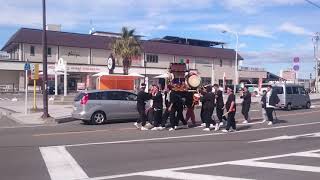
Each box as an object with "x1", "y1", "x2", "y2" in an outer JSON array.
[
  {"x1": 65, "y1": 120, "x2": 320, "y2": 148},
  {"x1": 249, "y1": 132, "x2": 320, "y2": 143},
  {"x1": 33, "y1": 127, "x2": 137, "y2": 137},
  {"x1": 32, "y1": 109, "x2": 320, "y2": 137},
  {"x1": 139, "y1": 170, "x2": 253, "y2": 180},
  {"x1": 232, "y1": 160, "x2": 320, "y2": 173},
  {"x1": 295, "y1": 152, "x2": 320, "y2": 158},
  {"x1": 40, "y1": 146, "x2": 88, "y2": 180},
  {"x1": 86, "y1": 149, "x2": 320, "y2": 180},
  {"x1": 0, "y1": 124, "x2": 61, "y2": 129},
  {"x1": 34, "y1": 129, "x2": 111, "y2": 136},
  {"x1": 250, "y1": 109, "x2": 260, "y2": 112}
]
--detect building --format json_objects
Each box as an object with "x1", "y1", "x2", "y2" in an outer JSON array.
[
  {"x1": 0, "y1": 27, "x2": 243, "y2": 93},
  {"x1": 280, "y1": 69, "x2": 296, "y2": 81}
]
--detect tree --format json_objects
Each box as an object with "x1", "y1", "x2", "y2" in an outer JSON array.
[{"x1": 112, "y1": 27, "x2": 141, "y2": 75}]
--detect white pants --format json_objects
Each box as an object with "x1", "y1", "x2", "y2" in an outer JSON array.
[{"x1": 262, "y1": 108, "x2": 267, "y2": 121}]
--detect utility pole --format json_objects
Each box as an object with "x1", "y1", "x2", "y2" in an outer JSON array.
[
  {"x1": 312, "y1": 32, "x2": 320, "y2": 93},
  {"x1": 42, "y1": 0, "x2": 49, "y2": 118}
]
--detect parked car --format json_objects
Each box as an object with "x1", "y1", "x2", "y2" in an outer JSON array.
[
  {"x1": 272, "y1": 84, "x2": 311, "y2": 111},
  {"x1": 72, "y1": 90, "x2": 139, "y2": 125}
]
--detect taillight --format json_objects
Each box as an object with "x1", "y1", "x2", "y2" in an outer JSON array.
[{"x1": 80, "y1": 94, "x2": 89, "y2": 105}]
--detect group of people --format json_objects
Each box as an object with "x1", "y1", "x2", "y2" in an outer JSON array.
[{"x1": 134, "y1": 82, "x2": 280, "y2": 132}]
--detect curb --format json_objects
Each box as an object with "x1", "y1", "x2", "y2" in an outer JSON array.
[{"x1": 55, "y1": 116, "x2": 78, "y2": 124}]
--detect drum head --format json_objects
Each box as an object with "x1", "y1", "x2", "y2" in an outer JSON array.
[{"x1": 187, "y1": 75, "x2": 201, "y2": 88}]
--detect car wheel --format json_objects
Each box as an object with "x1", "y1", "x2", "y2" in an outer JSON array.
[
  {"x1": 286, "y1": 103, "x2": 292, "y2": 111},
  {"x1": 91, "y1": 111, "x2": 106, "y2": 125},
  {"x1": 306, "y1": 102, "x2": 311, "y2": 109}
]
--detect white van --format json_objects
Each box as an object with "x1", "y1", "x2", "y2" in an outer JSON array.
[{"x1": 272, "y1": 84, "x2": 311, "y2": 111}]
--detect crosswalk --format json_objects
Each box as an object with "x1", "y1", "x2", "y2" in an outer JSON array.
[
  {"x1": 40, "y1": 145, "x2": 320, "y2": 180},
  {"x1": 86, "y1": 149, "x2": 320, "y2": 180}
]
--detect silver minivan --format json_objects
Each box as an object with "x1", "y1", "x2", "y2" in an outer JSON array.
[
  {"x1": 72, "y1": 90, "x2": 139, "y2": 124},
  {"x1": 272, "y1": 84, "x2": 311, "y2": 111}
]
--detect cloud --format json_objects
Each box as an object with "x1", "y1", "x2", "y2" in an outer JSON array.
[
  {"x1": 278, "y1": 22, "x2": 312, "y2": 36},
  {"x1": 0, "y1": 0, "x2": 215, "y2": 35},
  {"x1": 220, "y1": 0, "x2": 304, "y2": 14},
  {"x1": 242, "y1": 47, "x2": 314, "y2": 65},
  {"x1": 238, "y1": 43, "x2": 247, "y2": 49},
  {"x1": 241, "y1": 26, "x2": 274, "y2": 38},
  {"x1": 206, "y1": 24, "x2": 233, "y2": 32}
]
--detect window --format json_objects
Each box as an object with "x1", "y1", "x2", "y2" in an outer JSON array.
[
  {"x1": 127, "y1": 93, "x2": 137, "y2": 101},
  {"x1": 226, "y1": 80, "x2": 233, "y2": 85},
  {"x1": 219, "y1": 59, "x2": 223, "y2": 67},
  {"x1": 292, "y1": 87, "x2": 299, "y2": 94},
  {"x1": 201, "y1": 77, "x2": 211, "y2": 85},
  {"x1": 286, "y1": 87, "x2": 293, "y2": 94},
  {"x1": 299, "y1": 87, "x2": 306, "y2": 94},
  {"x1": 47, "y1": 47, "x2": 52, "y2": 57},
  {"x1": 30, "y1": 46, "x2": 35, "y2": 56},
  {"x1": 146, "y1": 54, "x2": 158, "y2": 63},
  {"x1": 88, "y1": 92, "x2": 104, "y2": 100},
  {"x1": 107, "y1": 91, "x2": 127, "y2": 100},
  {"x1": 74, "y1": 93, "x2": 85, "y2": 102},
  {"x1": 273, "y1": 87, "x2": 283, "y2": 94}
]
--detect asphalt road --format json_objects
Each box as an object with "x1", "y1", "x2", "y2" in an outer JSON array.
[{"x1": 1, "y1": 102, "x2": 320, "y2": 180}]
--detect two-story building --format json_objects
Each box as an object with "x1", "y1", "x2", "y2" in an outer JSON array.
[{"x1": 0, "y1": 27, "x2": 243, "y2": 93}]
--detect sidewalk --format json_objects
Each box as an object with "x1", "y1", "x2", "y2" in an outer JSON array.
[{"x1": 0, "y1": 100, "x2": 73, "y2": 125}]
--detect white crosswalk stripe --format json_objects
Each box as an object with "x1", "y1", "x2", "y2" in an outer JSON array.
[
  {"x1": 140, "y1": 170, "x2": 253, "y2": 180},
  {"x1": 40, "y1": 140, "x2": 320, "y2": 180}
]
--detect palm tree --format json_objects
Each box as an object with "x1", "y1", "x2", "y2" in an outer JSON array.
[{"x1": 112, "y1": 27, "x2": 141, "y2": 75}]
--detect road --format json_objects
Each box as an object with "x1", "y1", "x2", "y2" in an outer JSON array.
[{"x1": 1, "y1": 102, "x2": 320, "y2": 180}]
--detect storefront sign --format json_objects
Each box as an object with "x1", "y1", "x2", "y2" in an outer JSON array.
[
  {"x1": 67, "y1": 51, "x2": 80, "y2": 57},
  {"x1": 77, "y1": 83, "x2": 86, "y2": 91}
]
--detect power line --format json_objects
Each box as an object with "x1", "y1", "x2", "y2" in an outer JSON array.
[{"x1": 305, "y1": 0, "x2": 320, "y2": 9}]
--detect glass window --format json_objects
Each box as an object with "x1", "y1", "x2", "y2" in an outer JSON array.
[
  {"x1": 88, "y1": 92, "x2": 97, "y2": 100},
  {"x1": 88, "y1": 92, "x2": 103, "y2": 100},
  {"x1": 30, "y1": 46, "x2": 35, "y2": 56},
  {"x1": 127, "y1": 93, "x2": 137, "y2": 101},
  {"x1": 74, "y1": 93, "x2": 85, "y2": 102},
  {"x1": 299, "y1": 87, "x2": 306, "y2": 94},
  {"x1": 101, "y1": 91, "x2": 109, "y2": 100},
  {"x1": 292, "y1": 87, "x2": 299, "y2": 94},
  {"x1": 107, "y1": 91, "x2": 127, "y2": 100},
  {"x1": 273, "y1": 87, "x2": 283, "y2": 94},
  {"x1": 146, "y1": 54, "x2": 158, "y2": 63},
  {"x1": 286, "y1": 87, "x2": 293, "y2": 94},
  {"x1": 47, "y1": 47, "x2": 52, "y2": 56}
]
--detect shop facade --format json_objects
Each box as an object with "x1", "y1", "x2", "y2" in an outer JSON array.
[{"x1": 1, "y1": 28, "x2": 242, "y2": 94}]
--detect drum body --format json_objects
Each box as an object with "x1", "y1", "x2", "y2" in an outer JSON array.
[{"x1": 186, "y1": 74, "x2": 201, "y2": 89}]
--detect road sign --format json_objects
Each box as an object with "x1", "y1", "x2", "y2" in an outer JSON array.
[
  {"x1": 293, "y1": 65, "x2": 300, "y2": 71},
  {"x1": 293, "y1": 57, "x2": 300, "y2": 72},
  {"x1": 31, "y1": 64, "x2": 39, "y2": 80},
  {"x1": 24, "y1": 62, "x2": 30, "y2": 71}
]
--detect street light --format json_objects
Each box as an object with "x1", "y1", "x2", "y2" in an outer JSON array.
[
  {"x1": 222, "y1": 30, "x2": 239, "y2": 92},
  {"x1": 312, "y1": 32, "x2": 319, "y2": 93}
]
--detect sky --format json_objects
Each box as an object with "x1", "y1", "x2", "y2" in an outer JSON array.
[{"x1": 0, "y1": 0, "x2": 320, "y2": 78}]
